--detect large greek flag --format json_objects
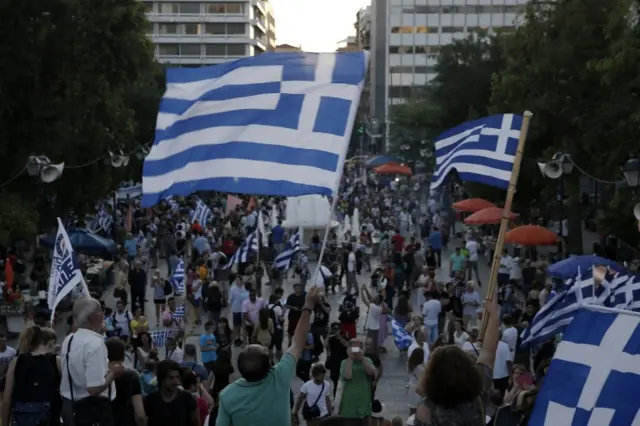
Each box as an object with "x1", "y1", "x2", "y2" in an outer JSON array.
[
  {"x1": 275, "y1": 230, "x2": 301, "y2": 270},
  {"x1": 521, "y1": 268, "x2": 640, "y2": 346},
  {"x1": 529, "y1": 307, "x2": 640, "y2": 426},
  {"x1": 48, "y1": 218, "x2": 90, "y2": 319},
  {"x1": 225, "y1": 231, "x2": 259, "y2": 269},
  {"x1": 431, "y1": 114, "x2": 523, "y2": 190},
  {"x1": 141, "y1": 52, "x2": 369, "y2": 207}
]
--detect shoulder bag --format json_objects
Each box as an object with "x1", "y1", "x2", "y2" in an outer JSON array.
[
  {"x1": 302, "y1": 381, "x2": 326, "y2": 420},
  {"x1": 66, "y1": 336, "x2": 114, "y2": 426}
]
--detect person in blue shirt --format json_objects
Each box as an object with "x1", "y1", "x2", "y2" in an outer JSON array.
[
  {"x1": 428, "y1": 228, "x2": 443, "y2": 267},
  {"x1": 124, "y1": 233, "x2": 138, "y2": 263},
  {"x1": 272, "y1": 220, "x2": 285, "y2": 251},
  {"x1": 228, "y1": 275, "x2": 250, "y2": 346},
  {"x1": 200, "y1": 321, "x2": 218, "y2": 373}
]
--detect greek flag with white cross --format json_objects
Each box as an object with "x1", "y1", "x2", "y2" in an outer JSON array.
[
  {"x1": 142, "y1": 52, "x2": 369, "y2": 207},
  {"x1": 529, "y1": 307, "x2": 640, "y2": 426}
]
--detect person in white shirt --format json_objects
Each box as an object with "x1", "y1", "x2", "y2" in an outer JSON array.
[
  {"x1": 294, "y1": 363, "x2": 332, "y2": 424},
  {"x1": 460, "y1": 282, "x2": 481, "y2": 327},
  {"x1": 60, "y1": 299, "x2": 123, "y2": 426},
  {"x1": 501, "y1": 315, "x2": 518, "y2": 362},
  {"x1": 346, "y1": 244, "x2": 358, "y2": 297},
  {"x1": 421, "y1": 292, "x2": 441, "y2": 345},
  {"x1": 465, "y1": 239, "x2": 481, "y2": 286},
  {"x1": 407, "y1": 328, "x2": 430, "y2": 365},
  {"x1": 361, "y1": 285, "x2": 387, "y2": 353},
  {"x1": 314, "y1": 263, "x2": 332, "y2": 291},
  {"x1": 452, "y1": 319, "x2": 469, "y2": 348},
  {"x1": 493, "y1": 337, "x2": 513, "y2": 395},
  {"x1": 461, "y1": 327, "x2": 481, "y2": 358},
  {"x1": 498, "y1": 250, "x2": 514, "y2": 286},
  {"x1": 165, "y1": 336, "x2": 184, "y2": 363}
]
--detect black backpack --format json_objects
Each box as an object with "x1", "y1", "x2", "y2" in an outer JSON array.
[
  {"x1": 311, "y1": 332, "x2": 324, "y2": 357},
  {"x1": 11, "y1": 353, "x2": 60, "y2": 426}
]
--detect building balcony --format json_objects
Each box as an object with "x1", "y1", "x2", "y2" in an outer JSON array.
[
  {"x1": 251, "y1": 0, "x2": 267, "y2": 15},
  {"x1": 251, "y1": 37, "x2": 267, "y2": 51},
  {"x1": 149, "y1": 33, "x2": 252, "y2": 44},
  {"x1": 251, "y1": 18, "x2": 267, "y2": 33},
  {"x1": 146, "y1": 13, "x2": 249, "y2": 24},
  {"x1": 155, "y1": 55, "x2": 245, "y2": 65}
]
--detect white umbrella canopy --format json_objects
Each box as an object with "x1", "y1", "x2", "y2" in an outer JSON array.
[
  {"x1": 270, "y1": 204, "x2": 278, "y2": 228},
  {"x1": 352, "y1": 208, "x2": 361, "y2": 235},
  {"x1": 342, "y1": 215, "x2": 351, "y2": 236}
]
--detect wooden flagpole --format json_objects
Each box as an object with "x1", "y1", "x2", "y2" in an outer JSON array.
[{"x1": 480, "y1": 111, "x2": 533, "y2": 339}]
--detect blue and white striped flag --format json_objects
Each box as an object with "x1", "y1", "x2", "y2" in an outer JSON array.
[
  {"x1": 521, "y1": 268, "x2": 640, "y2": 346},
  {"x1": 165, "y1": 196, "x2": 180, "y2": 212},
  {"x1": 225, "y1": 231, "x2": 259, "y2": 269},
  {"x1": 173, "y1": 305, "x2": 185, "y2": 318},
  {"x1": 141, "y1": 52, "x2": 369, "y2": 207},
  {"x1": 48, "y1": 218, "x2": 91, "y2": 320},
  {"x1": 151, "y1": 330, "x2": 170, "y2": 348},
  {"x1": 529, "y1": 307, "x2": 640, "y2": 426},
  {"x1": 97, "y1": 208, "x2": 112, "y2": 232},
  {"x1": 389, "y1": 316, "x2": 413, "y2": 350},
  {"x1": 431, "y1": 114, "x2": 524, "y2": 190},
  {"x1": 171, "y1": 259, "x2": 185, "y2": 295},
  {"x1": 189, "y1": 197, "x2": 213, "y2": 225},
  {"x1": 274, "y1": 230, "x2": 301, "y2": 270}
]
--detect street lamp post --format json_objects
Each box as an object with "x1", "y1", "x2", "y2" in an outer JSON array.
[
  {"x1": 621, "y1": 156, "x2": 640, "y2": 220},
  {"x1": 539, "y1": 152, "x2": 574, "y2": 253}
]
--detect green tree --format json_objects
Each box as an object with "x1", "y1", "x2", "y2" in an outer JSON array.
[
  {"x1": 0, "y1": 0, "x2": 158, "y2": 242},
  {"x1": 491, "y1": 0, "x2": 640, "y2": 251},
  {"x1": 388, "y1": 34, "x2": 505, "y2": 173}
]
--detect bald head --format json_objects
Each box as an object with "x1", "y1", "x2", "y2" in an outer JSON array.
[{"x1": 73, "y1": 298, "x2": 101, "y2": 329}]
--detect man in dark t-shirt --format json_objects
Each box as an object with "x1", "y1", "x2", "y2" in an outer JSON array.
[
  {"x1": 145, "y1": 360, "x2": 199, "y2": 426},
  {"x1": 285, "y1": 284, "x2": 305, "y2": 344},
  {"x1": 106, "y1": 338, "x2": 144, "y2": 426}
]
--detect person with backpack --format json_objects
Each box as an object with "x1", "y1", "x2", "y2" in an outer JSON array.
[
  {"x1": 106, "y1": 338, "x2": 146, "y2": 426},
  {"x1": 113, "y1": 299, "x2": 133, "y2": 344},
  {"x1": 268, "y1": 292, "x2": 285, "y2": 361},
  {"x1": 1, "y1": 326, "x2": 60, "y2": 426}
]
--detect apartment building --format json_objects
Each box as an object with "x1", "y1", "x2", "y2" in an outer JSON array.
[
  {"x1": 142, "y1": 0, "x2": 276, "y2": 66},
  {"x1": 362, "y1": 0, "x2": 527, "y2": 148}
]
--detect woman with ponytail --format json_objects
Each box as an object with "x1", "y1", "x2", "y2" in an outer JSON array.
[{"x1": 1, "y1": 325, "x2": 61, "y2": 426}]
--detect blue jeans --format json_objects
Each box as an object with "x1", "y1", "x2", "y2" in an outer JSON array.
[{"x1": 426, "y1": 324, "x2": 438, "y2": 345}]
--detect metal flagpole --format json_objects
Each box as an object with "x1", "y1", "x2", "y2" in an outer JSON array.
[{"x1": 480, "y1": 111, "x2": 533, "y2": 339}]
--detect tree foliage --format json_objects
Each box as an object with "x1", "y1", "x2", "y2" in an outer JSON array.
[
  {"x1": 0, "y1": 0, "x2": 161, "y2": 243},
  {"x1": 389, "y1": 34, "x2": 504, "y2": 171},
  {"x1": 392, "y1": 0, "x2": 640, "y2": 248}
]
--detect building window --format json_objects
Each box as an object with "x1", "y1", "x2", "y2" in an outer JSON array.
[
  {"x1": 390, "y1": 66, "x2": 435, "y2": 73},
  {"x1": 388, "y1": 86, "x2": 413, "y2": 99},
  {"x1": 158, "y1": 44, "x2": 179, "y2": 55},
  {"x1": 204, "y1": 23, "x2": 226, "y2": 34},
  {"x1": 179, "y1": 3, "x2": 200, "y2": 14},
  {"x1": 205, "y1": 44, "x2": 226, "y2": 56},
  {"x1": 227, "y1": 44, "x2": 246, "y2": 55},
  {"x1": 205, "y1": 3, "x2": 225, "y2": 13},
  {"x1": 227, "y1": 3, "x2": 245, "y2": 14},
  {"x1": 389, "y1": 46, "x2": 414, "y2": 54},
  {"x1": 390, "y1": 26, "x2": 413, "y2": 34},
  {"x1": 142, "y1": 2, "x2": 153, "y2": 13},
  {"x1": 441, "y1": 27, "x2": 464, "y2": 33},
  {"x1": 159, "y1": 3, "x2": 179, "y2": 14},
  {"x1": 180, "y1": 44, "x2": 201, "y2": 56},
  {"x1": 226, "y1": 23, "x2": 246, "y2": 35},
  {"x1": 183, "y1": 23, "x2": 199, "y2": 34},
  {"x1": 158, "y1": 23, "x2": 178, "y2": 34}
]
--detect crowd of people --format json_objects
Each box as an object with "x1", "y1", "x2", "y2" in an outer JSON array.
[{"x1": 0, "y1": 168, "x2": 572, "y2": 426}]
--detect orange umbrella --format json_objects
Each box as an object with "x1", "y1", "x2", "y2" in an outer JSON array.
[
  {"x1": 374, "y1": 162, "x2": 412, "y2": 176},
  {"x1": 452, "y1": 198, "x2": 496, "y2": 213},
  {"x1": 464, "y1": 207, "x2": 519, "y2": 225},
  {"x1": 505, "y1": 225, "x2": 559, "y2": 246}
]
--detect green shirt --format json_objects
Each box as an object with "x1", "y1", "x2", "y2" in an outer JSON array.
[
  {"x1": 216, "y1": 353, "x2": 295, "y2": 426},
  {"x1": 338, "y1": 358, "x2": 373, "y2": 418}
]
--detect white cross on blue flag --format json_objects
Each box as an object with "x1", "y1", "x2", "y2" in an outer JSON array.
[
  {"x1": 141, "y1": 52, "x2": 369, "y2": 207},
  {"x1": 529, "y1": 307, "x2": 640, "y2": 426},
  {"x1": 431, "y1": 114, "x2": 523, "y2": 190},
  {"x1": 171, "y1": 259, "x2": 185, "y2": 295}
]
